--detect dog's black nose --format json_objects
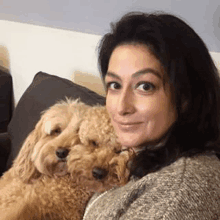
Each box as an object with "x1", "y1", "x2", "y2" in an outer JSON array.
[
  {"x1": 56, "y1": 148, "x2": 69, "y2": 159},
  {"x1": 92, "y1": 167, "x2": 108, "y2": 180}
]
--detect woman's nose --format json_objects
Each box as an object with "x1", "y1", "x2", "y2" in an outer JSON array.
[{"x1": 117, "y1": 88, "x2": 135, "y2": 115}]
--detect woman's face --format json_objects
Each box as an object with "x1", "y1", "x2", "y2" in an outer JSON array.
[{"x1": 105, "y1": 44, "x2": 177, "y2": 149}]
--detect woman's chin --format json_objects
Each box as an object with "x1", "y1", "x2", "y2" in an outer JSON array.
[{"x1": 118, "y1": 135, "x2": 144, "y2": 149}]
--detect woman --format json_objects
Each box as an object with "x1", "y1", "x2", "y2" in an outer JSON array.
[{"x1": 83, "y1": 12, "x2": 220, "y2": 219}]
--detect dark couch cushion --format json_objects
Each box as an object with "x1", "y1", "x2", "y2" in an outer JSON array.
[
  {"x1": 0, "y1": 69, "x2": 13, "y2": 133},
  {"x1": 7, "y1": 71, "x2": 105, "y2": 168},
  {"x1": 0, "y1": 132, "x2": 11, "y2": 176}
]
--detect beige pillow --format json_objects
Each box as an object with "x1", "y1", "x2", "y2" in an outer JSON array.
[
  {"x1": 210, "y1": 52, "x2": 220, "y2": 73},
  {"x1": 71, "y1": 71, "x2": 106, "y2": 97}
]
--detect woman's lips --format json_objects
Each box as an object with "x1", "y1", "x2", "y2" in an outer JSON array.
[{"x1": 114, "y1": 120, "x2": 142, "y2": 131}]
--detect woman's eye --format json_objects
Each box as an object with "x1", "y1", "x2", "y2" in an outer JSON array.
[
  {"x1": 106, "y1": 82, "x2": 121, "y2": 90},
  {"x1": 136, "y1": 82, "x2": 155, "y2": 92}
]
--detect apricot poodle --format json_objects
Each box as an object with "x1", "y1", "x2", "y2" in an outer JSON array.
[{"x1": 0, "y1": 99, "x2": 134, "y2": 220}]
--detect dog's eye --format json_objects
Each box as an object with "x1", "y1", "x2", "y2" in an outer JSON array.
[
  {"x1": 51, "y1": 127, "x2": 62, "y2": 136},
  {"x1": 90, "y1": 140, "x2": 98, "y2": 147},
  {"x1": 114, "y1": 149, "x2": 122, "y2": 154}
]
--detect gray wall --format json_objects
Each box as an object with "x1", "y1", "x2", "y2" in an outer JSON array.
[{"x1": 0, "y1": 0, "x2": 219, "y2": 52}]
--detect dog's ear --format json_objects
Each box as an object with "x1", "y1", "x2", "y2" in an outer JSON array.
[{"x1": 12, "y1": 118, "x2": 44, "y2": 183}]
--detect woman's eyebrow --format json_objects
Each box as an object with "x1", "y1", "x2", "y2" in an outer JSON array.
[
  {"x1": 106, "y1": 68, "x2": 162, "y2": 80},
  {"x1": 132, "y1": 68, "x2": 162, "y2": 79},
  {"x1": 105, "y1": 72, "x2": 121, "y2": 80}
]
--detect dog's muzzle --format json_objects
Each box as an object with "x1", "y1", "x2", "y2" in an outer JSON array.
[{"x1": 56, "y1": 148, "x2": 70, "y2": 159}]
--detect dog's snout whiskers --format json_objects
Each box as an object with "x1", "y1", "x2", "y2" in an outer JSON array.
[
  {"x1": 92, "y1": 167, "x2": 108, "y2": 180},
  {"x1": 56, "y1": 148, "x2": 69, "y2": 159}
]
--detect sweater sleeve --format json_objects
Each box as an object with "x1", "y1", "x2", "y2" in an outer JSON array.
[{"x1": 83, "y1": 155, "x2": 220, "y2": 220}]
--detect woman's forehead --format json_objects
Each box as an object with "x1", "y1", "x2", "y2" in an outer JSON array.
[{"x1": 107, "y1": 44, "x2": 165, "y2": 81}]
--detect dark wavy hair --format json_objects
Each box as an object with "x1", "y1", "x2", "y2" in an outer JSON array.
[{"x1": 98, "y1": 12, "x2": 220, "y2": 177}]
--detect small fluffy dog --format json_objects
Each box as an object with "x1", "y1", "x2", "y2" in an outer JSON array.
[{"x1": 0, "y1": 99, "x2": 134, "y2": 220}]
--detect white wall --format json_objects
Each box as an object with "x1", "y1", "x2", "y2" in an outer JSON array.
[{"x1": 0, "y1": 20, "x2": 104, "y2": 104}]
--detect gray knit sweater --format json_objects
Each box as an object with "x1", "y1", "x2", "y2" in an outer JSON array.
[{"x1": 83, "y1": 154, "x2": 220, "y2": 220}]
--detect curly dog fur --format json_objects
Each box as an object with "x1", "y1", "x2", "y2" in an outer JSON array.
[{"x1": 0, "y1": 99, "x2": 134, "y2": 220}]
